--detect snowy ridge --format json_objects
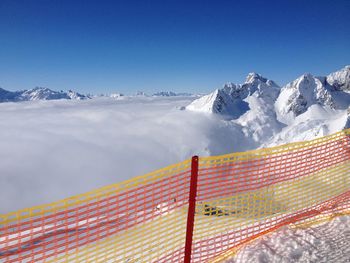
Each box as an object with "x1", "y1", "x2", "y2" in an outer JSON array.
[
  {"x1": 186, "y1": 71, "x2": 282, "y2": 142},
  {"x1": 270, "y1": 67, "x2": 350, "y2": 145},
  {"x1": 135, "y1": 91, "x2": 148, "y2": 96},
  {"x1": 275, "y1": 73, "x2": 334, "y2": 124},
  {"x1": 327, "y1": 65, "x2": 350, "y2": 92},
  {"x1": 186, "y1": 88, "x2": 250, "y2": 119},
  {"x1": 152, "y1": 91, "x2": 193, "y2": 97},
  {"x1": 186, "y1": 72, "x2": 279, "y2": 120},
  {"x1": 0, "y1": 87, "x2": 89, "y2": 102},
  {"x1": 0, "y1": 88, "x2": 22, "y2": 102},
  {"x1": 66, "y1": 90, "x2": 90, "y2": 100},
  {"x1": 110, "y1": 93, "x2": 124, "y2": 99},
  {"x1": 187, "y1": 65, "x2": 350, "y2": 145}
]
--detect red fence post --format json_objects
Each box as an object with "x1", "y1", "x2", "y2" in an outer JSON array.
[{"x1": 184, "y1": 156, "x2": 199, "y2": 263}]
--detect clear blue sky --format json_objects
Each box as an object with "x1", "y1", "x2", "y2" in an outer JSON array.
[{"x1": 0, "y1": 0, "x2": 349, "y2": 94}]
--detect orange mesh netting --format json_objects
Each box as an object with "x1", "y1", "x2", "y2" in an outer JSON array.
[{"x1": 1, "y1": 129, "x2": 350, "y2": 262}]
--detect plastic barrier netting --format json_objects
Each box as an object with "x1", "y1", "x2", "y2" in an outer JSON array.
[{"x1": 1, "y1": 129, "x2": 350, "y2": 263}]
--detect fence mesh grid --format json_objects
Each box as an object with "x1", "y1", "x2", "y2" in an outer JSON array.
[{"x1": 1, "y1": 129, "x2": 350, "y2": 262}]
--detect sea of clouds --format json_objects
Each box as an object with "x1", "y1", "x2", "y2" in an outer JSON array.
[{"x1": 0, "y1": 96, "x2": 257, "y2": 213}]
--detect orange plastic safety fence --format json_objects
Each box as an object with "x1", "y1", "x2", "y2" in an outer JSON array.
[
  {"x1": 0, "y1": 160, "x2": 192, "y2": 262},
  {"x1": 1, "y1": 129, "x2": 350, "y2": 263},
  {"x1": 189, "y1": 129, "x2": 350, "y2": 262}
]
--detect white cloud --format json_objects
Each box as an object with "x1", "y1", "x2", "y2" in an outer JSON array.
[{"x1": 0, "y1": 97, "x2": 255, "y2": 213}]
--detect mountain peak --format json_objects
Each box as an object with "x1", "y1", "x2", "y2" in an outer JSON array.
[
  {"x1": 245, "y1": 72, "x2": 267, "y2": 84},
  {"x1": 300, "y1": 73, "x2": 314, "y2": 80},
  {"x1": 327, "y1": 66, "x2": 350, "y2": 92},
  {"x1": 135, "y1": 91, "x2": 148, "y2": 96},
  {"x1": 186, "y1": 72, "x2": 280, "y2": 119},
  {"x1": 276, "y1": 72, "x2": 335, "y2": 121}
]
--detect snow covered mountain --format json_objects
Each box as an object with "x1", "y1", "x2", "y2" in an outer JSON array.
[
  {"x1": 186, "y1": 72, "x2": 283, "y2": 142},
  {"x1": 0, "y1": 88, "x2": 22, "y2": 102},
  {"x1": 187, "y1": 65, "x2": 350, "y2": 145},
  {"x1": 0, "y1": 87, "x2": 89, "y2": 102},
  {"x1": 153, "y1": 91, "x2": 177, "y2": 96},
  {"x1": 66, "y1": 90, "x2": 90, "y2": 100},
  {"x1": 135, "y1": 91, "x2": 148, "y2": 96},
  {"x1": 1, "y1": 65, "x2": 349, "y2": 146},
  {"x1": 275, "y1": 66, "x2": 350, "y2": 125},
  {"x1": 275, "y1": 74, "x2": 335, "y2": 124},
  {"x1": 110, "y1": 93, "x2": 124, "y2": 99},
  {"x1": 186, "y1": 73, "x2": 279, "y2": 120},
  {"x1": 327, "y1": 65, "x2": 350, "y2": 92},
  {"x1": 233, "y1": 73, "x2": 283, "y2": 142},
  {"x1": 152, "y1": 91, "x2": 193, "y2": 97}
]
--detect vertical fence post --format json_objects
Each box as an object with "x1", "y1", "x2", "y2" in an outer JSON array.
[{"x1": 184, "y1": 156, "x2": 199, "y2": 263}]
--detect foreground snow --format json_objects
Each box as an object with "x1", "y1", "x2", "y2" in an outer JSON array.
[{"x1": 227, "y1": 215, "x2": 350, "y2": 263}]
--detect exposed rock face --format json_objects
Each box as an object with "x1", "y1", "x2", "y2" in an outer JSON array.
[{"x1": 327, "y1": 65, "x2": 350, "y2": 92}]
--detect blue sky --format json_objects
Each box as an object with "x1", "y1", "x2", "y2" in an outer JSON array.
[{"x1": 0, "y1": 0, "x2": 349, "y2": 94}]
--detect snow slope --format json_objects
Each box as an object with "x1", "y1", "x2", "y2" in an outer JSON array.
[
  {"x1": 265, "y1": 105, "x2": 349, "y2": 146},
  {"x1": 226, "y1": 215, "x2": 350, "y2": 263}
]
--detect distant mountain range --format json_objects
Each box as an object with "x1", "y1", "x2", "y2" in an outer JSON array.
[
  {"x1": 0, "y1": 87, "x2": 89, "y2": 102},
  {"x1": 152, "y1": 91, "x2": 193, "y2": 97},
  {"x1": 0, "y1": 87, "x2": 194, "y2": 103},
  {"x1": 2, "y1": 65, "x2": 350, "y2": 147},
  {"x1": 133, "y1": 91, "x2": 194, "y2": 97},
  {"x1": 187, "y1": 65, "x2": 350, "y2": 145}
]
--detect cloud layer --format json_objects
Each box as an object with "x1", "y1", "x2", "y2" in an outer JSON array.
[{"x1": 0, "y1": 97, "x2": 256, "y2": 213}]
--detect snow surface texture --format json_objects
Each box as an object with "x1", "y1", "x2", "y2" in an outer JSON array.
[{"x1": 226, "y1": 215, "x2": 350, "y2": 263}]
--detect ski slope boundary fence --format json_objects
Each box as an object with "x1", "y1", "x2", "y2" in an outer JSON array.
[{"x1": 1, "y1": 129, "x2": 350, "y2": 263}]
